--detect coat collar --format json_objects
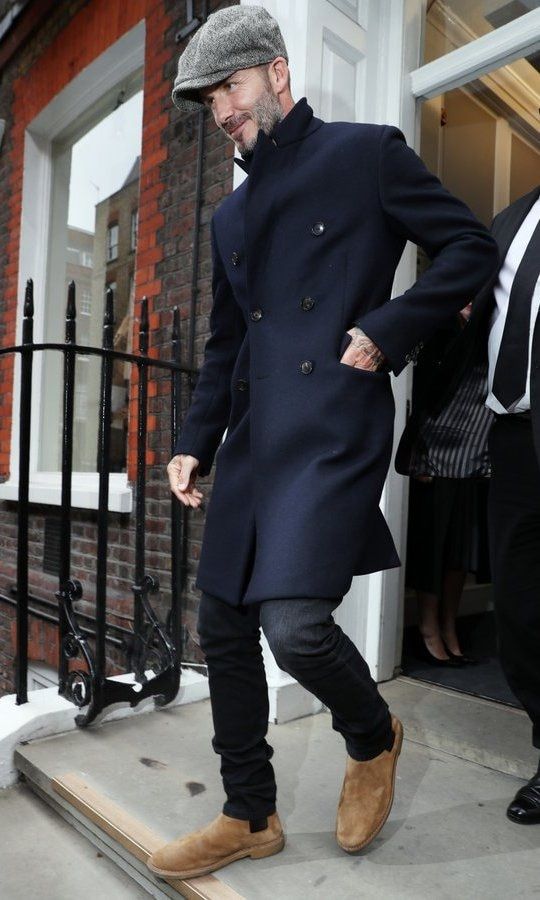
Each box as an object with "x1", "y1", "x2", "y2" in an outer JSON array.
[{"x1": 233, "y1": 97, "x2": 323, "y2": 174}]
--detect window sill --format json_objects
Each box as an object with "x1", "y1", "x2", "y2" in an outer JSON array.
[{"x1": 0, "y1": 473, "x2": 133, "y2": 513}]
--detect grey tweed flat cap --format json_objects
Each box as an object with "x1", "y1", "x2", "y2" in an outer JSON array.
[{"x1": 172, "y1": 5, "x2": 288, "y2": 112}]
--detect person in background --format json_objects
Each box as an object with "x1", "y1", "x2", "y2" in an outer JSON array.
[
  {"x1": 405, "y1": 303, "x2": 487, "y2": 667},
  {"x1": 397, "y1": 184, "x2": 540, "y2": 824}
]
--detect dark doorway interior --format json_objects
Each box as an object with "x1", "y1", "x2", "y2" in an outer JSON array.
[{"x1": 402, "y1": 609, "x2": 522, "y2": 709}]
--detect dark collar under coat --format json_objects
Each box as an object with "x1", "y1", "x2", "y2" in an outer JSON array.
[
  {"x1": 470, "y1": 183, "x2": 540, "y2": 325},
  {"x1": 233, "y1": 97, "x2": 323, "y2": 174}
]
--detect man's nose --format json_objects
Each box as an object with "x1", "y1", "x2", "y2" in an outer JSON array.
[{"x1": 214, "y1": 97, "x2": 235, "y2": 131}]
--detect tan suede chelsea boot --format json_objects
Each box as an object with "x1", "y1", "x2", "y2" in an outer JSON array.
[
  {"x1": 336, "y1": 715, "x2": 403, "y2": 853},
  {"x1": 146, "y1": 811, "x2": 285, "y2": 879}
]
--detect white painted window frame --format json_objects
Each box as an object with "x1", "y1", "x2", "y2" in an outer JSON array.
[
  {"x1": 411, "y1": 7, "x2": 540, "y2": 100},
  {"x1": 130, "y1": 208, "x2": 139, "y2": 252},
  {"x1": 0, "y1": 21, "x2": 145, "y2": 513},
  {"x1": 106, "y1": 223, "x2": 119, "y2": 262}
]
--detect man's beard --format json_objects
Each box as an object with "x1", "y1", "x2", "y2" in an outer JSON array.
[{"x1": 239, "y1": 89, "x2": 285, "y2": 159}]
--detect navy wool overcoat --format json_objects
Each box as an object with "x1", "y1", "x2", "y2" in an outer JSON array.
[{"x1": 174, "y1": 97, "x2": 499, "y2": 607}]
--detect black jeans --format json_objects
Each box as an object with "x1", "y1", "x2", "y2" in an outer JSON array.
[
  {"x1": 197, "y1": 591, "x2": 394, "y2": 821},
  {"x1": 488, "y1": 414, "x2": 540, "y2": 750}
]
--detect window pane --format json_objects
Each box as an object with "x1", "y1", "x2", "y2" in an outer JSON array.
[
  {"x1": 41, "y1": 89, "x2": 142, "y2": 472},
  {"x1": 423, "y1": 0, "x2": 538, "y2": 65},
  {"x1": 130, "y1": 208, "x2": 138, "y2": 251},
  {"x1": 417, "y1": 51, "x2": 539, "y2": 266}
]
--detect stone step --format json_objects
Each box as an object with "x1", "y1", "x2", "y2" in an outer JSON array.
[
  {"x1": 15, "y1": 742, "x2": 244, "y2": 899},
  {"x1": 380, "y1": 676, "x2": 538, "y2": 781},
  {"x1": 13, "y1": 679, "x2": 540, "y2": 899}
]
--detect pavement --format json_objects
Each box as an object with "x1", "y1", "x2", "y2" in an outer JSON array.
[
  {"x1": 0, "y1": 781, "x2": 149, "y2": 900},
  {"x1": 8, "y1": 677, "x2": 540, "y2": 900}
]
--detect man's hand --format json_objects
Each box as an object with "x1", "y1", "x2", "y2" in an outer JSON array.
[
  {"x1": 167, "y1": 454, "x2": 204, "y2": 508},
  {"x1": 458, "y1": 302, "x2": 472, "y2": 326},
  {"x1": 340, "y1": 326, "x2": 386, "y2": 371}
]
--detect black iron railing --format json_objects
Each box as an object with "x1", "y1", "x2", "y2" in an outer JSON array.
[{"x1": 5, "y1": 278, "x2": 195, "y2": 726}]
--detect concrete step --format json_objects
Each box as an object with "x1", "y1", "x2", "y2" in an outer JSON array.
[
  {"x1": 380, "y1": 676, "x2": 538, "y2": 780},
  {"x1": 14, "y1": 746, "x2": 241, "y2": 900},
  {"x1": 12, "y1": 680, "x2": 540, "y2": 900}
]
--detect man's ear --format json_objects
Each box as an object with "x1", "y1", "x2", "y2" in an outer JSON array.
[{"x1": 268, "y1": 56, "x2": 290, "y2": 93}]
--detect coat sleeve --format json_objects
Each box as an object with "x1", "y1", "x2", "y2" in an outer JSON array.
[
  {"x1": 172, "y1": 218, "x2": 246, "y2": 476},
  {"x1": 354, "y1": 125, "x2": 500, "y2": 376}
]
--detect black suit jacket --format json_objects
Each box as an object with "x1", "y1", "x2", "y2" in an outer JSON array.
[{"x1": 396, "y1": 185, "x2": 540, "y2": 478}]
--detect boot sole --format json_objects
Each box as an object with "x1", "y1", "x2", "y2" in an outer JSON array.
[
  {"x1": 146, "y1": 833, "x2": 286, "y2": 879},
  {"x1": 337, "y1": 719, "x2": 404, "y2": 853}
]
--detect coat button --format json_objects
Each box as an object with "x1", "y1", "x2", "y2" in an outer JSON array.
[
  {"x1": 231, "y1": 251, "x2": 240, "y2": 266},
  {"x1": 300, "y1": 360, "x2": 314, "y2": 375},
  {"x1": 300, "y1": 297, "x2": 315, "y2": 311},
  {"x1": 311, "y1": 221, "x2": 325, "y2": 236},
  {"x1": 236, "y1": 378, "x2": 248, "y2": 391},
  {"x1": 250, "y1": 308, "x2": 263, "y2": 321}
]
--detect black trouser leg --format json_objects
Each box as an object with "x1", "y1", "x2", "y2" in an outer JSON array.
[
  {"x1": 197, "y1": 593, "x2": 394, "y2": 822},
  {"x1": 260, "y1": 598, "x2": 394, "y2": 760},
  {"x1": 488, "y1": 417, "x2": 540, "y2": 749},
  {"x1": 197, "y1": 592, "x2": 277, "y2": 821}
]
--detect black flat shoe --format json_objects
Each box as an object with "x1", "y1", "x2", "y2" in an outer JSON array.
[
  {"x1": 413, "y1": 632, "x2": 464, "y2": 668},
  {"x1": 507, "y1": 770, "x2": 540, "y2": 824},
  {"x1": 442, "y1": 642, "x2": 481, "y2": 666}
]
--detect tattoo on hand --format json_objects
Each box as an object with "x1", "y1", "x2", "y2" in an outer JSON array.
[{"x1": 350, "y1": 327, "x2": 385, "y2": 368}]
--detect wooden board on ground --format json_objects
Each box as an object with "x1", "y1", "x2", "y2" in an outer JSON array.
[{"x1": 52, "y1": 772, "x2": 244, "y2": 900}]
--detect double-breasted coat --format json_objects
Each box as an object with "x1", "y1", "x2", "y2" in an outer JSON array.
[{"x1": 174, "y1": 97, "x2": 499, "y2": 607}]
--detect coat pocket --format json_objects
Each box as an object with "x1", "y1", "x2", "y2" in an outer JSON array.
[{"x1": 337, "y1": 330, "x2": 388, "y2": 377}]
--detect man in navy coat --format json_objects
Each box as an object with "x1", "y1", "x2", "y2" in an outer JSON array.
[{"x1": 147, "y1": 6, "x2": 499, "y2": 882}]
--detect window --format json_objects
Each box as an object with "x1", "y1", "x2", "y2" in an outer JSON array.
[
  {"x1": 40, "y1": 90, "x2": 143, "y2": 476},
  {"x1": 107, "y1": 223, "x2": 119, "y2": 261},
  {"x1": 0, "y1": 23, "x2": 145, "y2": 511},
  {"x1": 418, "y1": 51, "x2": 539, "y2": 223},
  {"x1": 38, "y1": 83, "x2": 142, "y2": 476},
  {"x1": 130, "y1": 208, "x2": 138, "y2": 251},
  {"x1": 80, "y1": 289, "x2": 92, "y2": 316},
  {"x1": 41, "y1": 91, "x2": 142, "y2": 476},
  {"x1": 423, "y1": 0, "x2": 537, "y2": 64}
]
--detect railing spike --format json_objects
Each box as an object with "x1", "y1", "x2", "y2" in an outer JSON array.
[
  {"x1": 139, "y1": 296, "x2": 148, "y2": 355},
  {"x1": 24, "y1": 279, "x2": 34, "y2": 319},
  {"x1": 172, "y1": 306, "x2": 181, "y2": 365},
  {"x1": 105, "y1": 285, "x2": 114, "y2": 325},
  {"x1": 141, "y1": 295, "x2": 149, "y2": 331},
  {"x1": 66, "y1": 281, "x2": 76, "y2": 344},
  {"x1": 22, "y1": 279, "x2": 34, "y2": 345},
  {"x1": 102, "y1": 285, "x2": 115, "y2": 350}
]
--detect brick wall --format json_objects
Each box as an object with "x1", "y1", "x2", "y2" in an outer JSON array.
[{"x1": 0, "y1": 0, "x2": 238, "y2": 697}]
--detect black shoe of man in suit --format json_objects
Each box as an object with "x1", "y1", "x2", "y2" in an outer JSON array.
[{"x1": 507, "y1": 764, "x2": 540, "y2": 824}]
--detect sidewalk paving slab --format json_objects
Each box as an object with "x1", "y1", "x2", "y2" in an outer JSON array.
[{"x1": 0, "y1": 782, "x2": 149, "y2": 900}]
